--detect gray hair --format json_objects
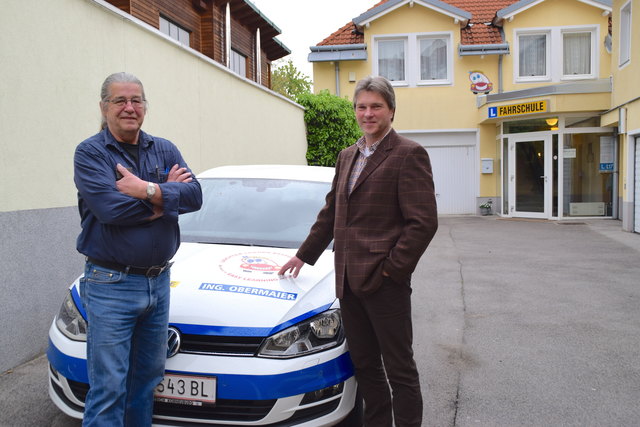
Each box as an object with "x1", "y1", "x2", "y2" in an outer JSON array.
[
  {"x1": 353, "y1": 75, "x2": 396, "y2": 116},
  {"x1": 99, "y1": 72, "x2": 147, "y2": 130}
]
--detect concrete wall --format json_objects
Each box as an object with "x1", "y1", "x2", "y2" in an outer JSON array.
[{"x1": 0, "y1": 0, "x2": 308, "y2": 372}]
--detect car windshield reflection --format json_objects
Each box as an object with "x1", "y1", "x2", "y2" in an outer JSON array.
[{"x1": 179, "y1": 178, "x2": 331, "y2": 249}]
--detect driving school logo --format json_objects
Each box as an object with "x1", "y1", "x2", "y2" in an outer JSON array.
[{"x1": 219, "y1": 252, "x2": 288, "y2": 282}]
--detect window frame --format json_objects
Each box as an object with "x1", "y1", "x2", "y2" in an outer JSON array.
[
  {"x1": 619, "y1": 1, "x2": 632, "y2": 68},
  {"x1": 230, "y1": 48, "x2": 247, "y2": 78},
  {"x1": 514, "y1": 26, "x2": 598, "y2": 84},
  {"x1": 159, "y1": 15, "x2": 190, "y2": 47},
  {"x1": 416, "y1": 34, "x2": 453, "y2": 86},
  {"x1": 374, "y1": 36, "x2": 408, "y2": 86},
  {"x1": 560, "y1": 27, "x2": 597, "y2": 80},
  {"x1": 373, "y1": 32, "x2": 453, "y2": 88},
  {"x1": 515, "y1": 30, "x2": 551, "y2": 82}
]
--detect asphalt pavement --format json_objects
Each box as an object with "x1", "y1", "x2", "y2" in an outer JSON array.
[{"x1": 1, "y1": 216, "x2": 639, "y2": 426}]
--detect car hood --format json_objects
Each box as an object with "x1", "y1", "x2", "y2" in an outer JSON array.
[{"x1": 167, "y1": 242, "x2": 335, "y2": 337}]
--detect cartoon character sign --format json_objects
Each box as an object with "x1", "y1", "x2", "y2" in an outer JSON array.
[{"x1": 469, "y1": 71, "x2": 493, "y2": 94}]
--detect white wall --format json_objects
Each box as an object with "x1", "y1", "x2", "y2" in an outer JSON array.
[
  {"x1": 0, "y1": 0, "x2": 308, "y2": 372},
  {"x1": 0, "y1": 0, "x2": 308, "y2": 212}
]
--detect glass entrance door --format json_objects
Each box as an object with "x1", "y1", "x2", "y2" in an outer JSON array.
[{"x1": 509, "y1": 135, "x2": 552, "y2": 218}]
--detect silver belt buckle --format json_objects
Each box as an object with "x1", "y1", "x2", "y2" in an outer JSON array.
[{"x1": 146, "y1": 261, "x2": 173, "y2": 277}]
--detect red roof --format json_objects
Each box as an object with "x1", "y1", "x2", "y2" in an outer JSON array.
[
  {"x1": 449, "y1": 0, "x2": 519, "y2": 44},
  {"x1": 317, "y1": 21, "x2": 363, "y2": 46},
  {"x1": 316, "y1": 0, "x2": 520, "y2": 47}
]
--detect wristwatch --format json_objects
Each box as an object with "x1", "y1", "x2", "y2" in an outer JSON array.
[{"x1": 146, "y1": 181, "x2": 156, "y2": 201}]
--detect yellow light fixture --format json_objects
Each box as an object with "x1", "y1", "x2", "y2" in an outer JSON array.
[{"x1": 545, "y1": 117, "x2": 558, "y2": 126}]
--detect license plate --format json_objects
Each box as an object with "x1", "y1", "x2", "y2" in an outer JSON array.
[{"x1": 154, "y1": 373, "x2": 217, "y2": 406}]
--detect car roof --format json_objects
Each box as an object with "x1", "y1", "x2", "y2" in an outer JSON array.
[{"x1": 197, "y1": 164, "x2": 336, "y2": 183}]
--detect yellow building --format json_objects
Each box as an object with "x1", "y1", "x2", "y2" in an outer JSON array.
[
  {"x1": 601, "y1": 0, "x2": 640, "y2": 232},
  {"x1": 309, "y1": 0, "x2": 636, "y2": 228}
]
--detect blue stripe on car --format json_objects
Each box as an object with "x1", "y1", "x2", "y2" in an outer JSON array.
[
  {"x1": 171, "y1": 303, "x2": 334, "y2": 336},
  {"x1": 47, "y1": 340, "x2": 354, "y2": 400}
]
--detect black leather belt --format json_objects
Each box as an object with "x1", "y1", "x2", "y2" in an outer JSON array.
[{"x1": 87, "y1": 257, "x2": 172, "y2": 277}]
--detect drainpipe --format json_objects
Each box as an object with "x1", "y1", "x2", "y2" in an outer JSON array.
[
  {"x1": 335, "y1": 62, "x2": 340, "y2": 96},
  {"x1": 498, "y1": 27, "x2": 506, "y2": 93},
  {"x1": 225, "y1": 3, "x2": 231, "y2": 68},
  {"x1": 498, "y1": 54, "x2": 503, "y2": 93},
  {"x1": 256, "y1": 27, "x2": 261, "y2": 84}
]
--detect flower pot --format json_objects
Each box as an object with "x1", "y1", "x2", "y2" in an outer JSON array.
[{"x1": 480, "y1": 207, "x2": 491, "y2": 216}]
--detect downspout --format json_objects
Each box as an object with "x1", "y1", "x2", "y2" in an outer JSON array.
[
  {"x1": 498, "y1": 27, "x2": 506, "y2": 93},
  {"x1": 335, "y1": 62, "x2": 340, "y2": 97},
  {"x1": 225, "y1": 3, "x2": 231, "y2": 68},
  {"x1": 256, "y1": 27, "x2": 262, "y2": 84},
  {"x1": 498, "y1": 54, "x2": 503, "y2": 93}
]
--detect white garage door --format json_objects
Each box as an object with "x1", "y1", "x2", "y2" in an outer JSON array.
[
  {"x1": 634, "y1": 137, "x2": 640, "y2": 233},
  {"x1": 401, "y1": 131, "x2": 477, "y2": 215}
]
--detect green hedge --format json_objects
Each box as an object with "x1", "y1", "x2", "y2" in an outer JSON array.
[{"x1": 296, "y1": 90, "x2": 362, "y2": 167}]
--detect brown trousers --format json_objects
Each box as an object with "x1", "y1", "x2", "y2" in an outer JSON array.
[{"x1": 341, "y1": 276, "x2": 423, "y2": 427}]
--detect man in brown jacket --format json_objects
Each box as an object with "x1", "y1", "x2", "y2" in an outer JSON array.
[{"x1": 279, "y1": 76, "x2": 438, "y2": 426}]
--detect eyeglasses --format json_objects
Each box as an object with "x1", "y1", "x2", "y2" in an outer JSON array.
[{"x1": 106, "y1": 97, "x2": 146, "y2": 108}]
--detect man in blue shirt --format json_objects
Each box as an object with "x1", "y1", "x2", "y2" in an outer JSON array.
[{"x1": 74, "y1": 72, "x2": 202, "y2": 426}]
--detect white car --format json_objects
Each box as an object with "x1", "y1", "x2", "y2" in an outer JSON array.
[{"x1": 47, "y1": 165, "x2": 361, "y2": 426}]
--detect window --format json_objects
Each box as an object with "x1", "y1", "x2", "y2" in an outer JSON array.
[
  {"x1": 518, "y1": 33, "x2": 548, "y2": 79},
  {"x1": 620, "y1": 1, "x2": 632, "y2": 67},
  {"x1": 563, "y1": 31, "x2": 592, "y2": 75},
  {"x1": 159, "y1": 16, "x2": 190, "y2": 46},
  {"x1": 230, "y1": 49, "x2": 247, "y2": 77},
  {"x1": 374, "y1": 33, "x2": 452, "y2": 87},
  {"x1": 378, "y1": 39, "x2": 406, "y2": 82},
  {"x1": 419, "y1": 37, "x2": 448, "y2": 81},
  {"x1": 515, "y1": 26, "x2": 597, "y2": 83}
]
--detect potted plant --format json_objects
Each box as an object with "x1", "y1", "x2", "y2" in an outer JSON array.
[{"x1": 479, "y1": 199, "x2": 493, "y2": 216}]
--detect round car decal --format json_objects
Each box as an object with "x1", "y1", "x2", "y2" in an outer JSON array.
[{"x1": 219, "y1": 252, "x2": 289, "y2": 282}]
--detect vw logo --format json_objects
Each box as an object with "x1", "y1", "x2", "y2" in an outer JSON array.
[{"x1": 167, "y1": 326, "x2": 181, "y2": 358}]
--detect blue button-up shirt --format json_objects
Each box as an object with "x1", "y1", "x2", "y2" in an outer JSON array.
[{"x1": 74, "y1": 128, "x2": 202, "y2": 267}]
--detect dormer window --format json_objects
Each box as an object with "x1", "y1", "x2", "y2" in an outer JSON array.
[
  {"x1": 374, "y1": 32, "x2": 453, "y2": 87},
  {"x1": 515, "y1": 26, "x2": 597, "y2": 83}
]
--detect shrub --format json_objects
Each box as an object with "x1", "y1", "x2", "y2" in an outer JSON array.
[{"x1": 296, "y1": 90, "x2": 362, "y2": 167}]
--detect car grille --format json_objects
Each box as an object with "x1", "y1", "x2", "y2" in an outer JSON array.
[
  {"x1": 154, "y1": 399, "x2": 277, "y2": 422},
  {"x1": 152, "y1": 399, "x2": 340, "y2": 426},
  {"x1": 179, "y1": 333, "x2": 264, "y2": 356}
]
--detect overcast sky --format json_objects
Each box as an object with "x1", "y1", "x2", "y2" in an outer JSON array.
[{"x1": 251, "y1": 0, "x2": 376, "y2": 79}]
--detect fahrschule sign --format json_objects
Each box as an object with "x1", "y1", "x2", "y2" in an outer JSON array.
[{"x1": 488, "y1": 100, "x2": 548, "y2": 118}]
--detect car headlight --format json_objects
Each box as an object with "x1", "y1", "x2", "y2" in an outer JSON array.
[
  {"x1": 55, "y1": 291, "x2": 87, "y2": 342},
  {"x1": 258, "y1": 309, "x2": 344, "y2": 358}
]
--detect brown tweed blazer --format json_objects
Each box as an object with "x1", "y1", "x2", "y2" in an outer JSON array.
[{"x1": 297, "y1": 129, "x2": 438, "y2": 298}]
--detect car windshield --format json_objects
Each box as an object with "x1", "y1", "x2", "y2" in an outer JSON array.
[{"x1": 179, "y1": 177, "x2": 331, "y2": 248}]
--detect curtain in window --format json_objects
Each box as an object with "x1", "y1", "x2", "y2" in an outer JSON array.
[
  {"x1": 420, "y1": 38, "x2": 447, "y2": 80},
  {"x1": 563, "y1": 32, "x2": 591, "y2": 75},
  {"x1": 519, "y1": 34, "x2": 546, "y2": 77},
  {"x1": 378, "y1": 40, "x2": 405, "y2": 81}
]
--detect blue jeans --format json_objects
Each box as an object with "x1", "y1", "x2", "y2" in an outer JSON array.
[{"x1": 80, "y1": 262, "x2": 170, "y2": 427}]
